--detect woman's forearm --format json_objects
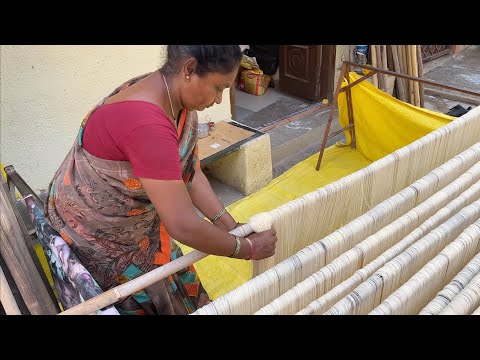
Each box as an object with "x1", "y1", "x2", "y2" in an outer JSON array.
[
  {"x1": 188, "y1": 169, "x2": 237, "y2": 231},
  {"x1": 171, "y1": 210, "x2": 248, "y2": 259},
  {"x1": 140, "y1": 177, "x2": 249, "y2": 259}
]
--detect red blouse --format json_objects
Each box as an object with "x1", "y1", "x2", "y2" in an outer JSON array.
[{"x1": 82, "y1": 101, "x2": 182, "y2": 180}]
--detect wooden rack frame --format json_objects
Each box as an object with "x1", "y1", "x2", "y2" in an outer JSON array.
[{"x1": 315, "y1": 60, "x2": 480, "y2": 171}]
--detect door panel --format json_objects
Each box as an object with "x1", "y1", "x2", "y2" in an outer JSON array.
[{"x1": 279, "y1": 45, "x2": 336, "y2": 101}]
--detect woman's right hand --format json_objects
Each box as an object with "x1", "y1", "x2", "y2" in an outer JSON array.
[{"x1": 246, "y1": 228, "x2": 277, "y2": 260}]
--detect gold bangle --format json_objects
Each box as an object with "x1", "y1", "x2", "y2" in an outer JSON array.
[
  {"x1": 210, "y1": 208, "x2": 227, "y2": 222},
  {"x1": 229, "y1": 235, "x2": 242, "y2": 258}
]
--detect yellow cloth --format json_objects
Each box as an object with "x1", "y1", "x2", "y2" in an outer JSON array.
[
  {"x1": 0, "y1": 161, "x2": 20, "y2": 198},
  {"x1": 338, "y1": 72, "x2": 454, "y2": 161},
  {"x1": 179, "y1": 72, "x2": 454, "y2": 300},
  {"x1": 1, "y1": 161, "x2": 7, "y2": 181},
  {"x1": 182, "y1": 146, "x2": 371, "y2": 298}
]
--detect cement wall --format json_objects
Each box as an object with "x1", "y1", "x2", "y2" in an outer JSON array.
[{"x1": 0, "y1": 45, "x2": 233, "y2": 191}]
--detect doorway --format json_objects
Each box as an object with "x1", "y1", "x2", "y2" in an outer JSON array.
[{"x1": 232, "y1": 45, "x2": 336, "y2": 131}]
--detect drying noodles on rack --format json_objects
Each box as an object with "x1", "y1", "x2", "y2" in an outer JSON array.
[
  {"x1": 193, "y1": 106, "x2": 480, "y2": 315},
  {"x1": 419, "y1": 253, "x2": 480, "y2": 315}
]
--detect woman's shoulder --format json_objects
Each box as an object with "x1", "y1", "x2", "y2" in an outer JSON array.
[
  {"x1": 101, "y1": 100, "x2": 161, "y2": 111},
  {"x1": 101, "y1": 100, "x2": 172, "y2": 124}
]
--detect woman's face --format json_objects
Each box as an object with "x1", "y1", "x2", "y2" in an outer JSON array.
[{"x1": 181, "y1": 68, "x2": 238, "y2": 112}]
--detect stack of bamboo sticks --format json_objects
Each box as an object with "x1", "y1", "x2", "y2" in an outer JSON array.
[{"x1": 367, "y1": 45, "x2": 424, "y2": 107}]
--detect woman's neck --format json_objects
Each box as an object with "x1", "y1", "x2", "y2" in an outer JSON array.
[{"x1": 158, "y1": 70, "x2": 181, "y2": 122}]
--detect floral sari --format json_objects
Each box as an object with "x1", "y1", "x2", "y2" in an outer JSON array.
[{"x1": 45, "y1": 73, "x2": 209, "y2": 314}]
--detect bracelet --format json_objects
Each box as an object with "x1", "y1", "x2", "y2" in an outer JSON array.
[
  {"x1": 210, "y1": 208, "x2": 227, "y2": 222},
  {"x1": 245, "y1": 237, "x2": 253, "y2": 260},
  {"x1": 229, "y1": 235, "x2": 242, "y2": 258}
]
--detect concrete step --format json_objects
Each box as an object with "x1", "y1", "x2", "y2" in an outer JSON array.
[{"x1": 268, "y1": 107, "x2": 345, "y2": 177}]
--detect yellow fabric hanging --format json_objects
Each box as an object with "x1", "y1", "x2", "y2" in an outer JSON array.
[
  {"x1": 183, "y1": 146, "x2": 371, "y2": 299},
  {"x1": 179, "y1": 72, "x2": 455, "y2": 300},
  {"x1": 338, "y1": 72, "x2": 454, "y2": 161}
]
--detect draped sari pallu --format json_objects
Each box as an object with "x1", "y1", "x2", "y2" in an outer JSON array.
[{"x1": 45, "y1": 74, "x2": 208, "y2": 315}]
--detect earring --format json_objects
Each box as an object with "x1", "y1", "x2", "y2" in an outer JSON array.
[{"x1": 186, "y1": 75, "x2": 190, "y2": 81}]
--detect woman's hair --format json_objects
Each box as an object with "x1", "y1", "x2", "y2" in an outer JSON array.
[{"x1": 161, "y1": 45, "x2": 242, "y2": 77}]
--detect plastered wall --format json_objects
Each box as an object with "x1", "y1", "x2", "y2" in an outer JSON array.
[{"x1": 0, "y1": 45, "x2": 233, "y2": 191}]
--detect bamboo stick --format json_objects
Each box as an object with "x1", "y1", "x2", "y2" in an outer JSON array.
[
  {"x1": 370, "y1": 45, "x2": 379, "y2": 88},
  {"x1": 398, "y1": 45, "x2": 408, "y2": 95},
  {"x1": 416, "y1": 44, "x2": 425, "y2": 108},
  {"x1": 406, "y1": 45, "x2": 415, "y2": 104},
  {"x1": 0, "y1": 264, "x2": 21, "y2": 315},
  {"x1": 59, "y1": 222, "x2": 258, "y2": 315},
  {"x1": 411, "y1": 45, "x2": 421, "y2": 106},
  {"x1": 381, "y1": 45, "x2": 389, "y2": 91},
  {"x1": 0, "y1": 176, "x2": 58, "y2": 315},
  {"x1": 402, "y1": 45, "x2": 410, "y2": 98},
  {"x1": 391, "y1": 45, "x2": 407, "y2": 102},
  {"x1": 375, "y1": 45, "x2": 384, "y2": 91},
  {"x1": 386, "y1": 44, "x2": 396, "y2": 96}
]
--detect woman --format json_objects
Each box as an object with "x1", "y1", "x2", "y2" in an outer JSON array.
[{"x1": 44, "y1": 45, "x2": 277, "y2": 315}]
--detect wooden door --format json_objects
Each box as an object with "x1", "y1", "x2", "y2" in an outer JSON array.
[{"x1": 279, "y1": 45, "x2": 336, "y2": 102}]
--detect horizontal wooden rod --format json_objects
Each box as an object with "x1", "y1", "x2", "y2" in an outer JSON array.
[
  {"x1": 339, "y1": 70, "x2": 378, "y2": 92},
  {"x1": 343, "y1": 61, "x2": 480, "y2": 97},
  {"x1": 59, "y1": 223, "x2": 254, "y2": 315},
  {"x1": 328, "y1": 124, "x2": 354, "y2": 140}
]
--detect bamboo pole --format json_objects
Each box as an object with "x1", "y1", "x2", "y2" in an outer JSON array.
[
  {"x1": 386, "y1": 44, "x2": 396, "y2": 96},
  {"x1": 370, "y1": 45, "x2": 379, "y2": 88},
  {"x1": 0, "y1": 264, "x2": 21, "y2": 315},
  {"x1": 411, "y1": 45, "x2": 421, "y2": 106},
  {"x1": 381, "y1": 45, "x2": 389, "y2": 91},
  {"x1": 59, "y1": 221, "x2": 261, "y2": 315},
  {"x1": 0, "y1": 176, "x2": 58, "y2": 315},
  {"x1": 375, "y1": 45, "x2": 384, "y2": 91},
  {"x1": 416, "y1": 44, "x2": 425, "y2": 108},
  {"x1": 391, "y1": 45, "x2": 407, "y2": 101},
  {"x1": 406, "y1": 45, "x2": 415, "y2": 104},
  {"x1": 398, "y1": 45, "x2": 408, "y2": 95}
]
